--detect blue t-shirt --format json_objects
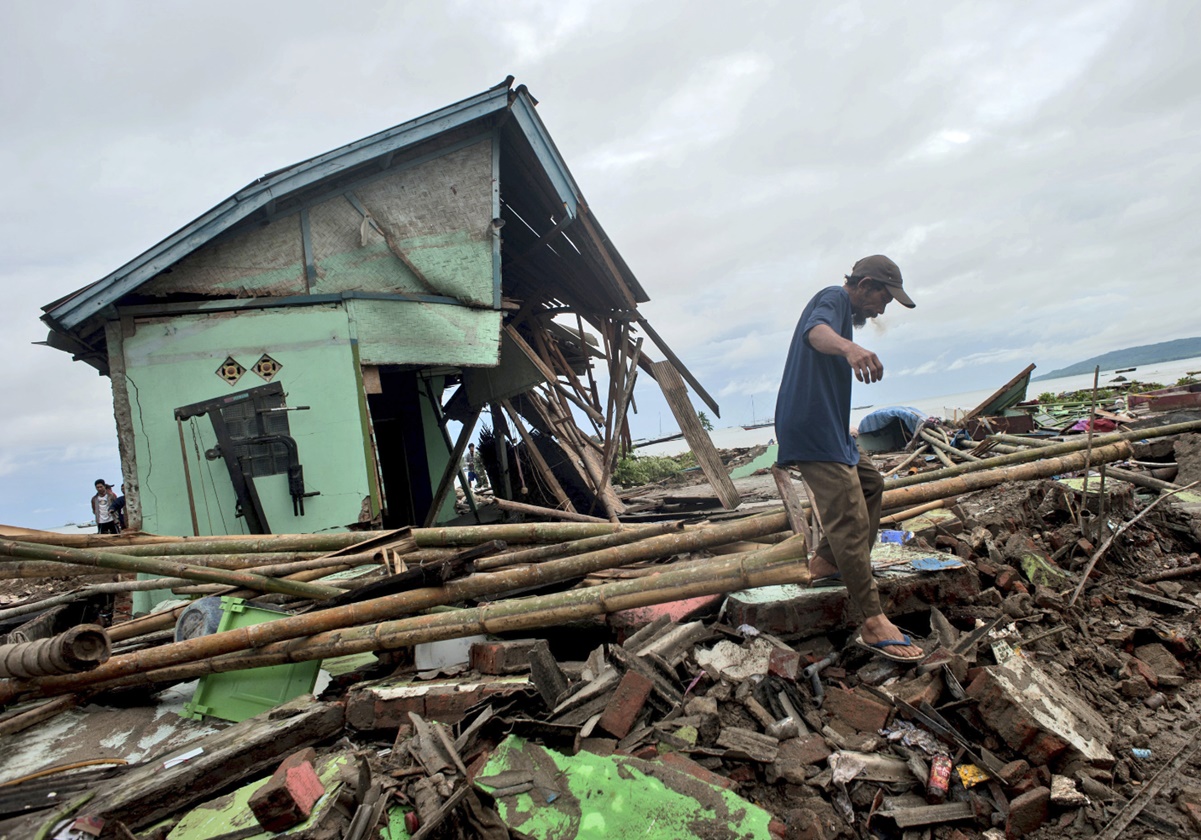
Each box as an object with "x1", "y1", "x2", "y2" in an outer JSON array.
[{"x1": 774, "y1": 286, "x2": 859, "y2": 465}]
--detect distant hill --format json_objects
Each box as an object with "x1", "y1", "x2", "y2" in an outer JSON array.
[{"x1": 1035, "y1": 337, "x2": 1201, "y2": 380}]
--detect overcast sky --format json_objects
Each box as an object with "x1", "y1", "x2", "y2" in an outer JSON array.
[{"x1": 4, "y1": 1, "x2": 1200, "y2": 529}]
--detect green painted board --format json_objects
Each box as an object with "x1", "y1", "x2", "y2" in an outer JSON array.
[
  {"x1": 181, "y1": 597, "x2": 321, "y2": 723},
  {"x1": 475, "y1": 735, "x2": 773, "y2": 839},
  {"x1": 348, "y1": 298, "x2": 501, "y2": 368},
  {"x1": 166, "y1": 753, "x2": 350, "y2": 839},
  {"x1": 729, "y1": 445, "x2": 777, "y2": 480}
]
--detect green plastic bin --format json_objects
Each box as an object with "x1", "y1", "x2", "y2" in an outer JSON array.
[{"x1": 181, "y1": 597, "x2": 321, "y2": 723}]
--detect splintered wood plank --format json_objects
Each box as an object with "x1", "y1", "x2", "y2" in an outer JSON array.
[
  {"x1": 650, "y1": 360, "x2": 741, "y2": 510},
  {"x1": 82, "y1": 696, "x2": 344, "y2": 831}
]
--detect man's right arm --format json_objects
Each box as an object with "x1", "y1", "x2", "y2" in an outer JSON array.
[{"x1": 807, "y1": 324, "x2": 884, "y2": 383}]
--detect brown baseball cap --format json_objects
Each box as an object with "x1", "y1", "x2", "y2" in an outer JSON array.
[{"x1": 851, "y1": 255, "x2": 915, "y2": 309}]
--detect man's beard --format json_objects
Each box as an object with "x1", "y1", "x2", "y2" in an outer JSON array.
[{"x1": 852, "y1": 313, "x2": 868, "y2": 328}]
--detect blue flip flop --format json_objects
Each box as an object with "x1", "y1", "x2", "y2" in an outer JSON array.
[{"x1": 853, "y1": 633, "x2": 924, "y2": 663}]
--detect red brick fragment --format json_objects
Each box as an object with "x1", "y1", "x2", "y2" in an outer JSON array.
[
  {"x1": 470, "y1": 639, "x2": 537, "y2": 675},
  {"x1": 1006, "y1": 785, "x2": 1050, "y2": 838},
  {"x1": 249, "y1": 748, "x2": 325, "y2": 832},
  {"x1": 597, "y1": 670, "x2": 654, "y2": 738},
  {"x1": 769, "y1": 648, "x2": 802, "y2": 681},
  {"x1": 822, "y1": 686, "x2": 890, "y2": 733}
]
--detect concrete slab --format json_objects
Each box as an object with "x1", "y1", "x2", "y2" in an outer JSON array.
[
  {"x1": 966, "y1": 654, "x2": 1115, "y2": 767},
  {"x1": 345, "y1": 673, "x2": 531, "y2": 729},
  {"x1": 722, "y1": 544, "x2": 979, "y2": 638}
]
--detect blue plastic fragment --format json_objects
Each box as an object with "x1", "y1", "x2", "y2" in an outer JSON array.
[
  {"x1": 909, "y1": 556, "x2": 966, "y2": 572},
  {"x1": 879, "y1": 530, "x2": 913, "y2": 544}
]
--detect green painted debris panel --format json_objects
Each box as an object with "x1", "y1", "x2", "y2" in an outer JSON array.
[
  {"x1": 181, "y1": 597, "x2": 321, "y2": 723},
  {"x1": 475, "y1": 735, "x2": 773, "y2": 839}
]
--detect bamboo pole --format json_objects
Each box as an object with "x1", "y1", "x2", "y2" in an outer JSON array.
[
  {"x1": 472, "y1": 521, "x2": 684, "y2": 571},
  {"x1": 879, "y1": 442, "x2": 1132, "y2": 510},
  {"x1": 879, "y1": 498, "x2": 953, "y2": 525},
  {"x1": 0, "y1": 513, "x2": 789, "y2": 704},
  {"x1": 988, "y1": 434, "x2": 1056, "y2": 448},
  {"x1": 17, "y1": 536, "x2": 812, "y2": 695},
  {"x1": 0, "y1": 552, "x2": 381, "y2": 579},
  {"x1": 0, "y1": 695, "x2": 79, "y2": 738},
  {"x1": 882, "y1": 444, "x2": 929, "y2": 478},
  {"x1": 0, "y1": 540, "x2": 342, "y2": 601},
  {"x1": 490, "y1": 497, "x2": 609, "y2": 524},
  {"x1": 919, "y1": 429, "x2": 980, "y2": 462},
  {"x1": 886, "y1": 419, "x2": 1201, "y2": 490},
  {"x1": 1102, "y1": 466, "x2": 1186, "y2": 494}
]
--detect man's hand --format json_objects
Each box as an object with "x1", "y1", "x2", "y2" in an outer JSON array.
[
  {"x1": 844, "y1": 344, "x2": 883, "y2": 383},
  {"x1": 806, "y1": 325, "x2": 884, "y2": 383}
]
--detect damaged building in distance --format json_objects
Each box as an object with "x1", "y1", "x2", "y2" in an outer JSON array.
[{"x1": 39, "y1": 80, "x2": 730, "y2": 538}]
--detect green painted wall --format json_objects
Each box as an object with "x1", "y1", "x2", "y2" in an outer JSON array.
[
  {"x1": 348, "y1": 298, "x2": 501, "y2": 367},
  {"x1": 140, "y1": 138, "x2": 498, "y2": 308},
  {"x1": 120, "y1": 304, "x2": 371, "y2": 535}
]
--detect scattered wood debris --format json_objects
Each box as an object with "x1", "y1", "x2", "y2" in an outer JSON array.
[{"x1": 4, "y1": 412, "x2": 1201, "y2": 838}]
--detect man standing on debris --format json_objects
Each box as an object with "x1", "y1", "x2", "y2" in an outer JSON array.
[
  {"x1": 91, "y1": 479, "x2": 120, "y2": 534},
  {"x1": 775, "y1": 255, "x2": 924, "y2": 662}
]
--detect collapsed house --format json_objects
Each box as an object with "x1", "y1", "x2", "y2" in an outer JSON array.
[{"x1": 39, "y1": 79, "x2": 733, "y2": 541}]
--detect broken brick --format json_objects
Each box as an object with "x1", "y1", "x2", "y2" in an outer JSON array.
[
  {"x1": 597, "y1": 670, "x2": 654, "y2": 738},
  {"x1": 1127, "y1": 657, "x2": 1159, "y2": 689},
  {"x1": 888, "y1": 671, "x2": 943, "y2": 708},
  {"x1": 248, "y1": 748, "x2": 324, "y2": 832},
  {"x1": 771, "y1": 735, "x2": 831, "y2": 783},
  {"x1": 769, "y1": 648, "x2": 802, "y2": 681},
  {"x1": 1006, "y1": 785, "x2": 1050, "y2": 838},
  {"x1": 822, "y1": 686, "x2": 890, "y2": 733},
  {"x1": 998, "y1": 759, "x2": 1030, "y2": 787},
  {"x1": 1134, "y1": 642, "x2": 1183, "y2": 681},
  {"x1": 470, "y1": 639, "x2": 537, "y2": 674}
]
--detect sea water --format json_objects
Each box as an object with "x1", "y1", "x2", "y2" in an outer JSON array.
[{"x1": 637, "y1": 355, "x2": 1201, "y2": 457}]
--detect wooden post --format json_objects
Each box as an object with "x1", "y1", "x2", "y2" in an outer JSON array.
[
  {"x1": 422, "y1": 407, "x2": 481, "y2": 528},
  {"x1": 650, "y1": 360, "x2": 741, "y2": 510}
]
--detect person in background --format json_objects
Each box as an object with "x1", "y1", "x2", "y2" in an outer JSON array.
[
  {"x1": 113, "y1": 484, "x2": 127, "y2": 531},
  {"x1": 92, "y1": 479, "x2": 120, "y2": 534}
]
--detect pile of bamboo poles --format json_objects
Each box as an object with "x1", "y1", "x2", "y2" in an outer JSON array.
[{"x1": 2, "y1": 418, "x2": 1197, "y2": 728}]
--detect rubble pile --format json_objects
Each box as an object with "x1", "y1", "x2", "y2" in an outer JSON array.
[{"x1": 2, "y1": 428, "x2": 1201, "y2": 838}]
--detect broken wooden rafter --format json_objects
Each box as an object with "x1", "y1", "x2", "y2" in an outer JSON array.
[
  {"x1": 498, "y1": 398, "x2": 577, "y2": 513},
  {"x1": 651, "y1": 360, "x2": 740, "y2": 511}
]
